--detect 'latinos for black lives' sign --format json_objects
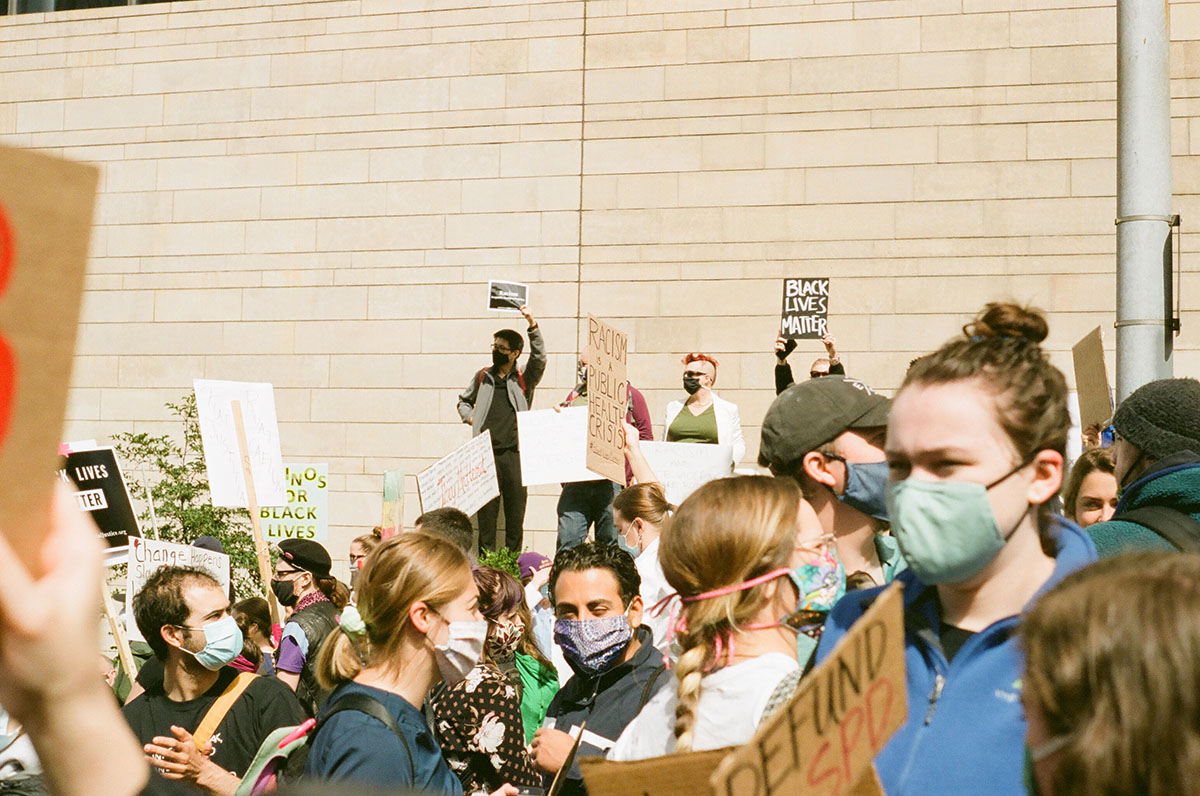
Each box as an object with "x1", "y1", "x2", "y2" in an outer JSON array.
[
  {"x1": 58, "y1": 446, "x2": 141, "y2": 552},
  {"x1": 780, "y1": 278, "x2": 830, "y2": 340}
]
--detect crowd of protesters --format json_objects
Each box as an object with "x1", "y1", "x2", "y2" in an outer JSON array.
[{"x1": 4, "y1": 300, "x2": 1200, "y2": 796}]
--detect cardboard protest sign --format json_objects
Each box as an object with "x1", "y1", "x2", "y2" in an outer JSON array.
[
  {"x1": 125, "y1": 536, "x2": 231, "y2": 642},
  {"x1": 488, "y1": 280, "x2": 529, "y2": 312},
  {"x1": 260, "y1": 463, "x2": 328, "y2": 543},
  {"x1": 711, "y1": 581, "x2": 905, "y2": 796},
  {"x1": 381, "y1": 468, "x2": 404, "y2": 538},
  {"x1": 581, "y1": 748, "x2": 733, "y2": 796},
  {"x1": 194, "y1": 380, "x2": 286, "y2": 508},
  {"x1": 1072, "y1": 326, "x2": 1113, "y2": 433},
  {"x1": 639, "y1": 441, "x2": 734, "y2": 506},
  {"x1": 586, "y1": 316, "x2": 629, "y2": 483},
  {"x1": 582, "y1": 582, "x2": 905, "y2": 796},
  {"x1": 58, "y1": 447, "x2": 141, "y2": 553},
  {"x1": 417, "y1": 431, "x2": 500, "y2": 516},
  {"x1": 0, "y1": 145, "x2": 98, "y2": 570},
  {"x1": 518, "y1": 407, "x2": 604, "y2": 487},
  {"x1": 781, "y1": 278, "x2": 830, "y2": 340}
]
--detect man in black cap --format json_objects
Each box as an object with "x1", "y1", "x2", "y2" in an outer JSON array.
[
  {"x1": 759, "y1": 375, "x2": 906, "y2": 589},
  {"x1": 1087, "y1": 377, "x2": 1200, "y2": 556},
  {"x1": 272, "y1": 538, "x2": 341, "y2": 717}
]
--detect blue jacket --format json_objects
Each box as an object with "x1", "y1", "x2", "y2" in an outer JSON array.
[{"x1": 815, "y1": 518, "x2": 1097, "y2": 796}]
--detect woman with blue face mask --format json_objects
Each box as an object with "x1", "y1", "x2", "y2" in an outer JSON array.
[{"x1": 814, "y1": 302, "x2": 1098, "y2": 796}]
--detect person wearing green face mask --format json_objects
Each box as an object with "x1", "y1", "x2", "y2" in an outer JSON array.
[{"x1": 814, "y1": 302, "x2": 1097, "y2": 796}]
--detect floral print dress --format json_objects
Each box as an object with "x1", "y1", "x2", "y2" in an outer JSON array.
[{"x1": 430, "y1": 663, "x2": 542, "y2": 795}]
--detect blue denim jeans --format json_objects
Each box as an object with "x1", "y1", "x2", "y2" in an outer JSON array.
[{"x1": 556, "y1": 480, "x2": 623, "y2": 551}]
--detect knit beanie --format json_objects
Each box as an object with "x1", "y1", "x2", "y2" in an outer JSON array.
[{"x1": 1112, "y1": 377, "x2": 1200, "y2": 461}]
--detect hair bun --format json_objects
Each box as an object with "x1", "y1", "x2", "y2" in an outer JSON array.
[{"x1": 964, "y1": 302, "x2": 1048, "y2": 345}]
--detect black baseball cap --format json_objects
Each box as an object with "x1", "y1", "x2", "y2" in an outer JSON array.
[
  {"x1": 758, "y1": 375, "x2": 891, "y2": 471},
  {"x1": 278, "y1": 538, "x2": 332, "y2": 579}
]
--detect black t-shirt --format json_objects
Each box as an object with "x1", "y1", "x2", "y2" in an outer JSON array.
[
  {"x1": 483, "y1": 372, "x2": 518, "y2": 451},
  {"x1": 122, "y1": 666, "x2": 306, "y2": 778},
  {"x1": 939, "y1": 623, "x2": 976, "y2": 663}
]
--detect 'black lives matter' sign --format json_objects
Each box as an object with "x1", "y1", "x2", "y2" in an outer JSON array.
[
  {"x1": 780, "y1": 277, "x2": 829, "y2": 340},
  {"x1": 57, "y1": 447, "x2": 141, "y2": 550}
]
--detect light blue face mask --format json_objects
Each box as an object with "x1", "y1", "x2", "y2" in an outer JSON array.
[
  {"x1": 826, "y1": 455, "x2": 890, "y2": 521},
  {"x1": 181, "y1": 614, "x2": 244, "y2": 671},
  {"x1": 885, "y1": 462, "x2": 1028, "y2": 585}
]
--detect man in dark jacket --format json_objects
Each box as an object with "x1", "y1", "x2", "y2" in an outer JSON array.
[
  {"x1": 1088, "y1": 377, "x2": 1200, "y2": 556},
  {"x1": 529, "y1": 543, "x2": 666, "y2": 796},
  {"x1": 457, "y1": 304, "x2": 546, "y2": 553}
]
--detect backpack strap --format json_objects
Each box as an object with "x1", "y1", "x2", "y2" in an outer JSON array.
[
  {"x1": 637, "y1": 665, "x2": 666, "y2": 712},
  {"x1": 478, "y1": 367, "x2": 527, "y2": 397},
  {"x1": 193, "y1": 672, "x2": 257, "y2": 750},
  {"x1": 1115, "y1": 506, "x2": 1200, "y2": 552},
  {"x1": 311, "y1": 693, "x2": 416, "y2": 783}
]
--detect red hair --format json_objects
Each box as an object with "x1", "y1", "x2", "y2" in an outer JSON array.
[{"x1": 682, "y1": 352, "x2": 719, "y2": 373}]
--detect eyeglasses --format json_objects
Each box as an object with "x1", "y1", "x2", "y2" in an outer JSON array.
[
  {"x1": 492, "y1": 345, "x2": 514, "y2": 355},
  {"x1": 796, "y1": 533, "x2": 836, "y2": 556},
  {"x1": 273, "y1": 567, "x2": 303, "y2": 578},
  {"x1": 810, "y1": 370, "x2": 830, "y2": 378},
  {"x1": 349, "y1": 553, "x2": 367, "y2": 564}
]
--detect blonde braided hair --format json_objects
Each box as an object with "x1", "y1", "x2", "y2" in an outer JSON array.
[{"x1": 659, "y1": 476, "x2": 801, "y2": 753}]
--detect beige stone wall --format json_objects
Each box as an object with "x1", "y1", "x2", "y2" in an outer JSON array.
[{"x1": 2, "y1": 0, "x2": 1199, "y2": 566}]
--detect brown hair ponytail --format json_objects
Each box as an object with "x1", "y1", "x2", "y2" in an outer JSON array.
[{"x1": 316, "y1": 533, "x2": 471, "y2": 690}]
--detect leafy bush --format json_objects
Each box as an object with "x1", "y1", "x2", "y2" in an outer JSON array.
[
  {"x1": 112, "y1": 393, "x2": 265, "y2": 600},
  {"x1": 477, "y1": 547, "x2": 521, "y2": 580}
]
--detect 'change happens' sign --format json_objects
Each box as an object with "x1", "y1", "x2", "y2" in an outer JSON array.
[{"x1": 260, "y1": 463, "x2": 328, "y2": 543}]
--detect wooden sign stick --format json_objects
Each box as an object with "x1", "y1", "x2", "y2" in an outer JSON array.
[
  {"x1": 232, "y1": 400, "x2": 278, "y2": 625},
  {"x1": 101, "y1": 578, "x2": 138, "y2": 681}
]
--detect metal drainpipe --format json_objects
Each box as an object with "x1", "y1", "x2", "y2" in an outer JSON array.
[{"x1": 1115, "y1": 0, "x2": 1174, "y2": 401}]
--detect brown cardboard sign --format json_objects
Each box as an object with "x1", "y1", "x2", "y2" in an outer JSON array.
[
  {"x1": 0, "y1": 145, "x2": 98, "y2": 571},
  {"x1": 581, "y1": 747, "x2": 733, "y2": 796},
  {"x1": 1072, "y1": 326, "x2": 1113, "y2": 433},
  {"x1": 580, "y1": 583, "x2": 905, "y2": 796},
  {"x1": 585, "y1": 315, "x2": 629, "y2": 484},
  {"x1": 711, "y1": 581, "x2": 906, "y2": 796}
]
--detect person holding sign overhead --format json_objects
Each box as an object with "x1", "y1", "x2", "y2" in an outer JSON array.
[
  {"x1": 816, "y1": 303, "x2": 1097, "y2": 796},
  {"x1": 457, "y1": 306, "x2": 546, "y2": 553},
  {"x1": 663, "y1": 353, "x2": 745, "y2": 465}
]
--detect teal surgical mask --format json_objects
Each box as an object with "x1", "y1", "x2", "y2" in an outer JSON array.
[
  {"x1": 180, "y1": 614, "x2": 244, "y2": 671},
  {"x1": 885, "y1": 462, "x2": 1029, "y2": 585}
]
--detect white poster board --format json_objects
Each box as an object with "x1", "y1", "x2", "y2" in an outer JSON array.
[
  {"x1": 518, "y1": 407, "x2": 605, "y2": 487},
  {"x1": 640, "y1": 442, "x2": 733, "y2": 506},
  {"x1": 261, "y1": 463, "x2": 329, "y2": 543},
  {"x1": 193, "y1": 379, "x2": 286, "y2": 508},
  {"x1": 417, "y1": 431, "x2": 500, "y2": 516},
  {"x1": 125, "y1": 536, "x2": 231, "y2": 642}
]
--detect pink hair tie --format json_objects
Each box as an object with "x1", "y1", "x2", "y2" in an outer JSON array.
[{"x1": 680, "y1": 567, "x2": 792, "y2": 604}]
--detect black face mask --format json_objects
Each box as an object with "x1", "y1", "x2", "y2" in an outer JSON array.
[
  {"x1": 683, "y1": 376, "x2": 702, "y2": 395},
  {"x1": 491, "y1": 350, "x2": 510, "y2": 368},
  {"x1": 271, "y1": 578, "x2": 298, "y2": 607}
]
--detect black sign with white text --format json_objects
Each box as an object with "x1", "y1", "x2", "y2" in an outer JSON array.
[
  {"x1": 57, "y1": 447, "x2": 141, "y2": 550},
  {"x1": 780, "y1": 277, "x2": 829, "y2": 340}
]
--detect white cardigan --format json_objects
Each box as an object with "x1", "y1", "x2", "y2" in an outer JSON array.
[{"x1": 663, "y1": 392, "x2": 746, "y2": 465}]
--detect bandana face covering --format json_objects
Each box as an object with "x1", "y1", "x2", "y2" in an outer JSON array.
[{"x1": 554, "y1": 615, "x2": 632, "y2": 677}]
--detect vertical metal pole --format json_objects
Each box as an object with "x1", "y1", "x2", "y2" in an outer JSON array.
[{"x1": 1115, "y1": 0, "x2": 1174, "y2": 401}]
